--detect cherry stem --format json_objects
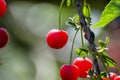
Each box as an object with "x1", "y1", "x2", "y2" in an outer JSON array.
[
  {"x1": 69, "y1": 30, "x2": 79, "y2": 65},
  {"x1": 80, "y1": 27, "x2": 84, "y2": 48},
  {"x1": 75, "y1": 0, "x2": 101, "y2": 78},
  {"x1": 58, "y1": 0, "x2": 65, "y2": 30}
]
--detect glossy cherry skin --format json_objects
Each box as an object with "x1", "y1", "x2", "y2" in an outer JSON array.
[
  {"x1": 114, "y1": 76, "x2": 120, "y2": 80},
  {"x1": 79, "y1": 71, "x2": 88, "y2": 78},
  {"x1": 0, "y1": 0, "x2": 7, "y2": 17},
  {"x1": 46, "y1": 29, "x2": 68, "y2": 49},
  {"x1": 102, "y1": 72, "x2": 118, "y2": 80},
  {"x1": 60, "y1": 64, "x2": 80, "y2": 80},
  {"x1": 0, "y1": 28, "x2": 9, "y2": 48},
  {"x1": 73, "y1": 57, "x2": 93, "y2": 78}
]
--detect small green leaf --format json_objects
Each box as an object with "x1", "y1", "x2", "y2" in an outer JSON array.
[
  {"x1": 98, "y1": 37, "x2": 110, "y2": 52},
  {"x1": 66, "y1": 19, "x2": 80, "y2": 30},
  {"x1": 66, "y1": 14, "x2": 80, "y2": 30},
  {"x1": 73, "y1": 14, "x2": 80, "y2": 23},
  {"x1": 66, "y1": 20, "x2": 77, "y2": 27},
  {"x1": 92, "y1": 0, "x2": 120, "y2": 28},
  {"x1": 101, "y1": 52, "x2": 117, "y2": 67},
  {"x1": 83, "y1": 3, "x2": 91, "y2": 18},
  {"x1": 105, "y1": 37, "x2": 110, "y2": 45},
  {"x1": 98, "y1": 40, "x2": 106, "y2": 48},
  {"x1": 75, "y1": 48, "x2": 88, "y2": 57},
  {"x1": 100, "y1": 72, "x2": 107, "y2": 78},
  {"x1": 99, "y1": 40, "x2": 105, "y2": 46},
  {"x1": 67, "y1": 0, "x2": 71, "y2": 6}
]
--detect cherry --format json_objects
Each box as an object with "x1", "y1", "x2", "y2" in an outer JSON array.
[
  {"x1": 0, "y1": 28, "x2": 9, "y2": 48},
  {"x1": 114, "y1": 76, "x2": 120, "y2": 80},
  {"x1": 46, "y1": 29, "x2": 68, "y2": 49},
  {"x1": 102, "y1": 72, "x2": 118, "y2": 80},
  {"x1": 60, "y1": 64, "x2": 80, "y2": 80},
  {"x1": 0, "y1": 0, "x2": 7, "y2": 17},
  {"x1": 73, "y1": 57, "x2": 93, "y2": 78},
  {"x1": 73, "y1": 57, "x2": 93, "y2": 72}
]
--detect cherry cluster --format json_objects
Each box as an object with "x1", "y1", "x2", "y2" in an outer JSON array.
[
  {"x1": 46, "y1": 29, "x2": 93, "y2": 80},
  {"x1": 0, "y1": 0, "x2": 9, "y2": 48},
  {"x1": 46, "y1": 28, "x2": 120, "y2": 80}
]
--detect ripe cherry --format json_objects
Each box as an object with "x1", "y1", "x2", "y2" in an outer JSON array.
[
  {"x1": 0, "y1": 28, "x2": 9, "y2": 48},
  {"x1": 73, "y1": 57, "x2": 93, "y2": 78},
  {"x1": 114, "y1": 76, "x2": 120, "y2": 80},
  {"x1": 102, "y1": 72, "x2": 118, "y2": 80},
  {"x1": 46, "y1": 29, "x2": 68, "y2": 49},
  {"x1": 0, "y1": 0, "x2": 7, "y2": 17},
  {"x1": 60, "y1": 64, "x2": 80, "y2": 80}
]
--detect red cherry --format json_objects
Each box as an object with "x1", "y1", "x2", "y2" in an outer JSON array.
[
  {"x1": 114, "y1": 76, "x2": 120, "y2": 80},
  {"x1": 46, "y1": 29, "x2": 68, "y2": 49},
  {"x1": 0, "y1": 28, "x2": 9, "y2": 48},
  {"x1": 102, "y1": 72, "x2": 118, "y2": 80},
  {"x1": 73, "y1": 57, "x2": 93, "y2": 71},
  {"x1": 60, "y1": 64, "x2": 80, "y2": 80},
  {"x1": 73, "y1": 57, "x2": 93, "y2": 78},
  {"x1": 0, "y1": 0, "x2": 7, "y2": 17}
]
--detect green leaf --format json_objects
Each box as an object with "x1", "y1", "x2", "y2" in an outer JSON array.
[
  {"x1": 98, "y1": 40, "x2": 106, "y2": 47},
  {"x1": 100, "y1": 52, "x2": 117, "y2": 67},
  {"x1": 73, "y1": 14, "x2": 79, "y2": 23},
  {"x1": 105, "y1": 37, "x2": 110, "y2": 45},
  {"x1": 92, "y1": 0, "x2": 120, "y2": 28},
  {"x1": 66, "y1": 20, "x2": 77, "y2": 27},
  {"x1": 75, "y1": 48, "x2": 88, "y2": 57},
  {"x1": 66, "y1": 14, "x2": 80, "y2": 30},
  {"x1": 67, "y1": 0, "x2": 71, "y2": 6},
  {"x1": 98, "y1": 37, "x2": 110, "y2": 52},
  {"x1": 66, "y1": 18, "x2": 79, "y2": 30},
  {"x1": 100, "y1": 72, "x2": 107, "y2": 78},
  {"x1": 83, "y1": 3, "x2": 91, "y2": 18}
]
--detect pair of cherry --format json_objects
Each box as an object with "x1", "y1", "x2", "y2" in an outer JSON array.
[
  {"x1": 60, "y1": 57, "x2": 93, "y2": 80},
  {"x1": 0, "y1": 0, "x2": 9, "y2": 48}
]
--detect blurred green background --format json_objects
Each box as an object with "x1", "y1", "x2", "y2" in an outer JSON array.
[{"x1": 2, "y1": 0, "x2": 120, "y2": 80}]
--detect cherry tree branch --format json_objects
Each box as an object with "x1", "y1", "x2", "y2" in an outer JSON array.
[{"x1": 75, "y1": 0, "x2": 101, "y2": 77}]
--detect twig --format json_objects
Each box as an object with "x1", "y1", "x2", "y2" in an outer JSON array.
[{"x1": 75, "y1": 0, "x2": 101, "y2": 78}]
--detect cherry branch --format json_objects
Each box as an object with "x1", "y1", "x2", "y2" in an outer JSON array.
[{"x1": 75, "y1": 0, "x2": 101, "y2": 77}]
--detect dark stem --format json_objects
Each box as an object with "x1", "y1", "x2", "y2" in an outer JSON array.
[{"x1": 75, "y1": 0, "x2": 101, "y2": 78}]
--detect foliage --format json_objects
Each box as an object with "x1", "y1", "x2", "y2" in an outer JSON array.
[
  {"x1": 63, "y1": 0, "x2": 119, "y2": 79},
  {"x1": 92, "y1": 0, "x2": 120, "y2": 28}
]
